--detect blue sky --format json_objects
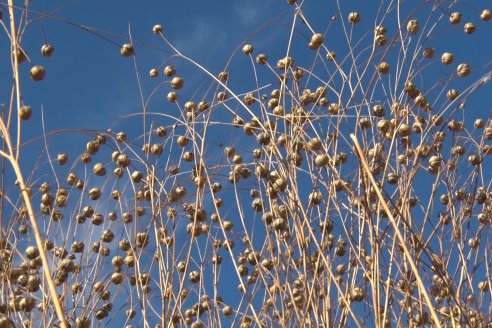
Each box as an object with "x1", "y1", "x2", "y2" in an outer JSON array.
[{"x1": 1, "y1": 0, "x2": 492, "y2": 327}]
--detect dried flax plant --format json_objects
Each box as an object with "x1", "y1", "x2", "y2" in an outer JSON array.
[{"x1": 0, "y1": 0, "x2": 492, "y2": 327}]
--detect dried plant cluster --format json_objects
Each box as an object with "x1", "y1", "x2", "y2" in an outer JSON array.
[{"x1": 1, "y1": 1, "x2": 492, "y2": 328}]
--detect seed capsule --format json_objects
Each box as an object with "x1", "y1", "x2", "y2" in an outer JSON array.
[
  {"x1": 149, "y1": 68, "x2": 158, "y2": 77},
  {"x1": 41, "y1": 44, "x2": 55, "y2": 57},
  {"x1": 441, "y1": 52, "x2": 454, "y2": 65},
  {"x1": 242, "y1": 44, "x2": 254, "y2": 55},
  {"x1": 377, "y1": 61, "x2": 390, "y2": 74},
  {"x1": 30, "y1": 65, "x2": 46, "y2": 81},
  {"x1": 481, "y1": 9, "x2": 491, "y2": 21},
  {"x1": 164, "y1": 65, "x2": 175, "y2": 77},
  {"x1": 171, "y1": 76, "x2": 184, "y2": 89},
  {"x1": 120, "y1": 43, "x2": 134, "y2": 57},
  {"x1": 348, "y1": 12, "x2": 361, "y2": 24},
  {"x1": 449, "y1": 12, "x2": 462, "y2": 24},
  {"x1": 93, "y1": 163, "x2": 106, "y2": 176},
  {"x1": 57, "y1": 153, "x2": 68, "y2": 165},
  {"x1": 19, "y1": 105, "x2": 32, "y2": 120},
  {"x1": 152, "y1": 24, "x2": 163, "y2": 34},
  {"x1": 456, "y1": 63, "x2": 470, "y2": 77},
  {"x1": 463, "y1": 22, "x2": 476, "y2": 34},
  {"x1": 256, "y1": 54, "x2": 267, "y2": 64},
  {"x1": 423, "y1": 47, "x2": 434, "y2": 58},
  {"x1": 407, "y1": 19, "x2": 419, "y2": 34}
]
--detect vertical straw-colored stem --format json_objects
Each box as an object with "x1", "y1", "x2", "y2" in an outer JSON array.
[
  {"x1": 7, "y1": 0, "x2": 22, "y2": 161},
  {"x1": 350, "y1": 133, "x2": 442, "y2": 328},
  {"x1": 6, "y1": 1, "x2": 67, "y2": 327}
]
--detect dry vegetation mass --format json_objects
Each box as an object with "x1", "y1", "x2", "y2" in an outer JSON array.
[{"x1": 1, "y1": 0, "x2": 492, "y2": 327}]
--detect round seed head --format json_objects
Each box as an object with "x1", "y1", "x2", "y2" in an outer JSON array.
[
  {"x1": 463, "y1": 22, "x2": 476, "y2": 34},
  {"x1": 374, "y1": 25, "x2": 386, "y2": 34},
  {"x1": 273, "y1": 105, "x2": 284, "y2": 116},
  {"x1": 457, "y1": 63, "x2": 471, "y2": 77},
  {"x1": 256, "y1": 53, "x2": 267, "y2": 64},
  {"x1": 168, "y1": 165, "x2": 179, "y2": 175},
  {"x1": 398, "y1": 123, "x2": 411, "y2": 137},
  {"x1": 183, "y1": 151, "x2": 194, "y2": 162},
  {"x1": 480, "y1": 9, "x2": 491, "y2": 21},
  {"x1": 57, "y1": 153, "x2": 68, "y2": 165},
  {"x1": 112, "y1": 168, "x2": 123, "y2": 179},
  {"x1": 171, "y1": 76, "x2": 184, "y2": 89},
  {"x1": 120, "y1": 43, "x2": 134, "y2": 57},
  {"x1": 167, "y1": 91, "x2": 178, "y2": 102},
  {"x1": 468, "y1": 237, "x2": 480, "y2": 249},
  {"x1": 374, "y1": 34, "x2": 387, "y2": 46},
  {"x1": 30, "y1": 65, "x2": 46, "y2": 81},
  {"x1": 372, "y1": 104, "x2": 385, "y2": 117},
  {"x1": 92, "y1": 214, "x2": 104, "y2": 225},
  {"x1": 242, "y1": 44, "x2": 254, "y2": 55},
  {"x1": 478, "y1": 281, "x2": 489, "y2": 292},
  {"x1": 93, "y1": 163, "x2": 106, "y2": 176},
  {"x1": 447, "y1": 89, "x2": 459, "y2": 100},
  {"x1": 116, "y1": 131, "x2": 127, "y2": 142},
  {"x1": 407, "y1": 19, "x2": 419, "y2": 34},
  {"x1": 218, "y1": 91, "x2": 227, "y2": 101},
  {"x1": 177, "y1": 135, "x2": 189, "y2": 147},
  {"x1": 348, "y1": 12, "x2": 361, "y2": 24},
  {"x1": 276, "y1": 56, "x2": 294, "y2": 69},
  {"x1": 86, "y1": 140, "x2": 100, "y2": 154},
  {"x1": 152, "y1": 24, "x2": 163, "y2": 34},
  {"x1": 164, "y1": 65, "x2": 175, "y2": 77},
  {"x1": 377, "y1": 61, "x2": 390, "y2": 74},
  {"x1": 19, "y1": 105, "x2": 32, "y2": 120},
  {"x1": 76, "y1": 180, "x2": 84, "y2": 189},
  {"x1": 315, "y1": 154, "x2": 329, "y2": 167},
  {"x1": 309, "y1": 191, "x2": 323, "y2": 205},
  {"x1": 88, "y1": 187, "x2": 101, "y2": 200},
  {"x1": 474, "y1": 119, "x2": 484, "y2": 129},
  {"x1": 149, "y1": 68, "x2": 158, "y2": 77},
  {"x1": 151, "y1": 143, "x2": 162, "y2": 155},
  {"x1": 441, "y1": 52, "x2": 454, "y2": 65},
  {"x1": 309, "y1": 33, "x2": 324, "y2": 50},
  {"x1": 423, "y1": 47, "x2": 435, "y2": 58},
  {"x1": 387, "y1": 172, "x2": 399, "y2": 185},
  {"x1": 13, "y1": 48, "x2": 27, "y2": 63},
  {"x1": 67, "y1": 173, "x2": 78, "y2": 186},
  {"x1": 309, "y1": 138, "x2": 322, "y2": 151},
  {"x1": 41, "y1": 44, "x2": 54, "y2": 57},
  {"x1": 326, "y1": 51, "x2": 336, "y2": 61},
  {"x1": 218, "y1": 71, "x2": 229, "y2": 81},
  {"x1": 156, "y1": 126, "x2": 167, "y2": 137},
  {"x1": 429, "y1": 155, "x2": 442, "y2": 169},
  {"x1": 189, "y1": 270, "x2": 200, "y2": 283},
  {"x1": 25, "y1": 246, "x2": 39, "y2": 260},
  {"x1": 81, "y1": 152, "x2": 92, "y2": 165},
  {"x1": 131, "y1": 171, "x2": 143, "y2": 182},
  {"x1": 223, "y1": 305, "x2": 233, "y2": 316},
  {"x1": 449, "y1": 12, "x2": 462, "y2": 24}
]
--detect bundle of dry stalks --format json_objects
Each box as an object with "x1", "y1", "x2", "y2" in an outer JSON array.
[{"x1": 0, "y1": 1, "x2": 491, "y2": 327}]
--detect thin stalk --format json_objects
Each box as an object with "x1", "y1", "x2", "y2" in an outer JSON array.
[
  {"x1": 6, "y1": 1, "x2": 67, "y2": 327},
  {"x1": 350, "y1": 133, "x2": 441, "y2": 328}
]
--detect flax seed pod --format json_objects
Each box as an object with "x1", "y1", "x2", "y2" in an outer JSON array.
[
  {"x1": 481, "y1": 9, "x2": 491, "y2": 21},
  {"x1": 120, "y1": 43, "x2": 134, "y2": 57},
  {"x1": 407, "y1": 19, "x2": 419, "y2": 34},
  {"x1": 153, "y1": 24, "x2": 163, "y2": 34},
  {"x1": 41, "y1": 44, "x2": 54, "y2": 57},
  {"x1": 242, "y1": 44, "x2": 254, "y2": 55},
  {"x1": 348, "y1": 12, "x2": 361, "y2": 24},
  {"x1": 30, "y1": 65, "x2": 46, "y2": 81}
]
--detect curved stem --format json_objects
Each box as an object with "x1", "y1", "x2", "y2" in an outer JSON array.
[{"x1": 6, "y1": 1, "x2": 67, "y2": 327}]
